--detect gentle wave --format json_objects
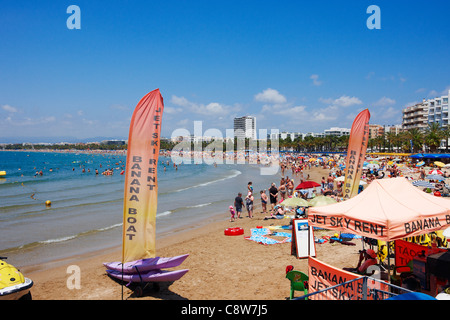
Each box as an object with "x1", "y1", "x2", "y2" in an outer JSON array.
[
  {"x1": 172, "y1": 170, "x2": 242, "y2": 193},
  {"x1": 186, "y1": 202, "x2": 212, "y2": 208},
  {"x1": 157, "y1": 210, "x2": 172, "y2": 217},
  {"x1": 0, "y1": 223, "x2": 123, "y2": 253}
]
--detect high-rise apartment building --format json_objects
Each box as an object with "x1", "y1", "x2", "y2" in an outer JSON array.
[
  {"x1": 402, "y1": 89, "x2": 449, "y2": 131},
  {"x1": 233, "y1": 116, "x2": 257, "y2": 140}
]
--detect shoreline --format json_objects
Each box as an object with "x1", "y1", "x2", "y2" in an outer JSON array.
[
  {"x1": 22, "y1": 165, "x2": 345, "y2": 300},
  {"x1": 13, "y1": 156, "x2": 448, "y2": 300}
]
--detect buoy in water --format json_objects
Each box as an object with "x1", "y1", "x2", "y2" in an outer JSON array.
[{"x1": 45, "y1": 200, "x2": 51, "y2": 207}]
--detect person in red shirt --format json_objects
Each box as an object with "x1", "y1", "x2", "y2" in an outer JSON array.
[{"x1": 344, "y1": 249, "x2": 377, "y2": 275}]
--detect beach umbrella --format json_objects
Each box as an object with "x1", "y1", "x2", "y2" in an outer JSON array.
[
  {"x1": 434, "y1": 161, "x2": 445, "y2": 167},
  {"x1": 426, "y1": 174, "x2": 445, "y2": 181},
  {"x1": 295, "y1": 181, "x2": 321, "y2": 190},
  {"x1": 308, "y1": 195, "x2": 337, "y2": 207},
  {"x1": 444, "y1": 163, "x2": 450, "y2": 168},
  {"x1": 335, "y1": 176, "x2": 345, "y2": 182},
  {"x1": 416, "y1": 161, "x2": 425, "y2": 167},
  {"x1": 412, "y1": 180, "x2": 435, "y2": 188},
  {"x1": 429, "y1": 169, "x2": 443, "y2": 175},
  {"x1": 281, "y1": 197, "x2": 309, "y2": 207},
  {"x1": 443, "y1": 227, "x2": 450, "y2": 238},
  {"x1": 367, "y1": 163, "x2": 380, "y2": 169}
]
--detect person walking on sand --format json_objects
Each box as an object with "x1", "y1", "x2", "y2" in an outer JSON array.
[
  {"x1": 245, "y1": 191, "x2": 254, "y2": 218},
  {"x1": 260, "y1": 190, "x2": 268, "y2": 214},
  {"x1": 234, "y1": 192, "x2": 244, "y2": 219},
  {"x1": 269, "y1": 183, "x2": 278, "y2": 213},
  {"x1": 286, "y1": 177, "x2": 294, "y2": 196}
]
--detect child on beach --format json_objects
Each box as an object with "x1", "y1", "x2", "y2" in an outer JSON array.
[{"x1": 229, "y1": 205, "x2": 236, "y2": 222}]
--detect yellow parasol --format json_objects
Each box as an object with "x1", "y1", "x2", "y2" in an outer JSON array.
[{"x1": 434, "y1": 161, "x2": 445, "y2": 167}]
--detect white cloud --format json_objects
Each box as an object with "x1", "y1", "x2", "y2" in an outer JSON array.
[
  {"x1": 164, "y1": 106, "x2": 183, "y2": 114},
  {"x1": 379, "y1": 107, "x2": 398, "y2": 119},
  {"x1": 310, "y1": 74, "x2": 322, "y2": 86},
  {"x1": 254, "y1": 88, "x2": 287, "y2": 104},
  {"x1": 365, "y1": 72, "x2": 375, "y2": 80},
  {"x1": 171, "y1": 95, "x2": 236, "y2": 116},
  {"x1": 110, "y1": 104, "x2": 129, "y2": 111},
  {"x1": 311, "y1": 111, "x2": 336, "y2": 121},
  {"x1": 1, "y1": 105, "x2": 18, "y2": 113},
  {"x1": 441, "y1": 85, "x2": 450, "y2": 95},
  {"x1": 319, "y1": 95, "x2": 362, "y2": 107},
  {"x1": 5, "y1": 116, "x2": 56, "y2": 126},
  {"x1": 373, "y1": 96, "x2": 396, "y2": 107},
  {"x1": 428, "y1": 90, "x2": 439, "y2": 97},
  {"x1": 171, "y1": 96, "x2": 190, "y2": 107},
  {"x1": 272, "y1": 105, "x2": 307, "y2": 116}
]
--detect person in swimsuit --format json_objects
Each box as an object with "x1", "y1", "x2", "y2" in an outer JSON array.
[
  {"x1": 260, "y1": 190, "x2": 268, "y2": 214},
  {"x1": 245, "y1": 192, "x2": 254, "y2": 218}
]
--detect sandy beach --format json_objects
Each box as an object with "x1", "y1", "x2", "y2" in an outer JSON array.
[{"x1": 21, "y1": 165, "x2": 368, "y2": 300}]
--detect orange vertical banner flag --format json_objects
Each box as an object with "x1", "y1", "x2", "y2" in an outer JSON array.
[
  {"x1": 122, "y1": 89, "x2": 164, "y2": 263},
  {"x1": 343, "y1": 109, "x2": 370, "y2": 200}
]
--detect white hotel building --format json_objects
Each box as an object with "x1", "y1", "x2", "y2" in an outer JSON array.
[
  {"x1": 233, "y1": 116, "x2": 257, "y2": 140},
  {"x1": 402, "y1": 89, "x2": 450, "y2": 130}
]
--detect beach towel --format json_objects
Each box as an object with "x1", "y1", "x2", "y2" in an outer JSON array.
[{"x1": 245, "y1": 228, "x2": 292, "y2": 245}]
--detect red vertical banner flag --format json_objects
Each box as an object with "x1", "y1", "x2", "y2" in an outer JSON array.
[
  {"x1": 343, "y1": 109, "x2": 370, "y2": 200},
  {"x1": 122, "y1": 89, "x2": 164, "y2": 263}
]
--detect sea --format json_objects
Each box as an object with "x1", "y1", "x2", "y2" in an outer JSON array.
[{"x1": 0, "y1": 150, "x2": 280, "y2": 268}]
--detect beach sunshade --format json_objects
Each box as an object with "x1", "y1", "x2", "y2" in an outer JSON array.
[
  {"x1": 308, "y1": 195, "x2": 337, "y2": 207},
  {"x1": 416, "y1": 161, "x2": 425, "y2": 167},
  {"x1": 412, "y1": 180, "x2": 435, "y2": 188},
  {"x1": 367, "y1": 163, "x2": 380, "y2": 169},
  {"x1": 443, "y1": 163, "x2": 450, "y2": 168},
  {"x1": 334, "y1": 176, "x2": 345, "y2": 182},
  {"x1": 295, "y1": 181, "x2": 321, "y2": 190},
  {"x1": 434, "y1": 161, "x2": 445, "y2": 167},
  {"x1": 444, "y1": 227, "x2": 450, "y2": 238},
  {"x1": 308, "y1": 177, "x2": 450, "y2": 241},
  {"x1": 429, "y1": 169, "x2": 443, "y2": 175},
  {"x1": 281, "y1": 197, "x2": 310, "y2": 207},
  {"x1": 426, "y1": 174, "x2": 445, "y2": 181}
]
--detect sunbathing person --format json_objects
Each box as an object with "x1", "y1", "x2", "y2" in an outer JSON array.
[{"x1": 264, "y1": 205, "x2": 285, "y2": 220}]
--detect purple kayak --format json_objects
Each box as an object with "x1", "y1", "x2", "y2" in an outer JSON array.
[
  {"x1": 103, "y1": 254, "x2": 189, "y2": 274},
  {"x1": 106, "y1": 268, "x2": 189, "y2": 283}
]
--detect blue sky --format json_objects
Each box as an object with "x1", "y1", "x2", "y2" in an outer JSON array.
[{"x1": 0, "y1": 1, "x2": 449, "y2": 143}]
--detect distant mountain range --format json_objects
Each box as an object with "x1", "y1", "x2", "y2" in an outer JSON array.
[{"x1": 0, "y1": 136, "x2": 128, "y2": 144}]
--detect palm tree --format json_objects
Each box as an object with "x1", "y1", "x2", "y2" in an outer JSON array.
[
  {"x1": 440, "y1": 125, "x2": 450, "y2": 152},
  {"x1": 424, "y1": 123, "x2": 443, "y2": 152},
  {"x1": 405, "y1": 128, "x2": 424, "y2": 153}
]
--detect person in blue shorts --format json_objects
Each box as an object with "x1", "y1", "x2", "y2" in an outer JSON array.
[{"x1": 234, "y1": 192, "x2": 244, "y2": 219}]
